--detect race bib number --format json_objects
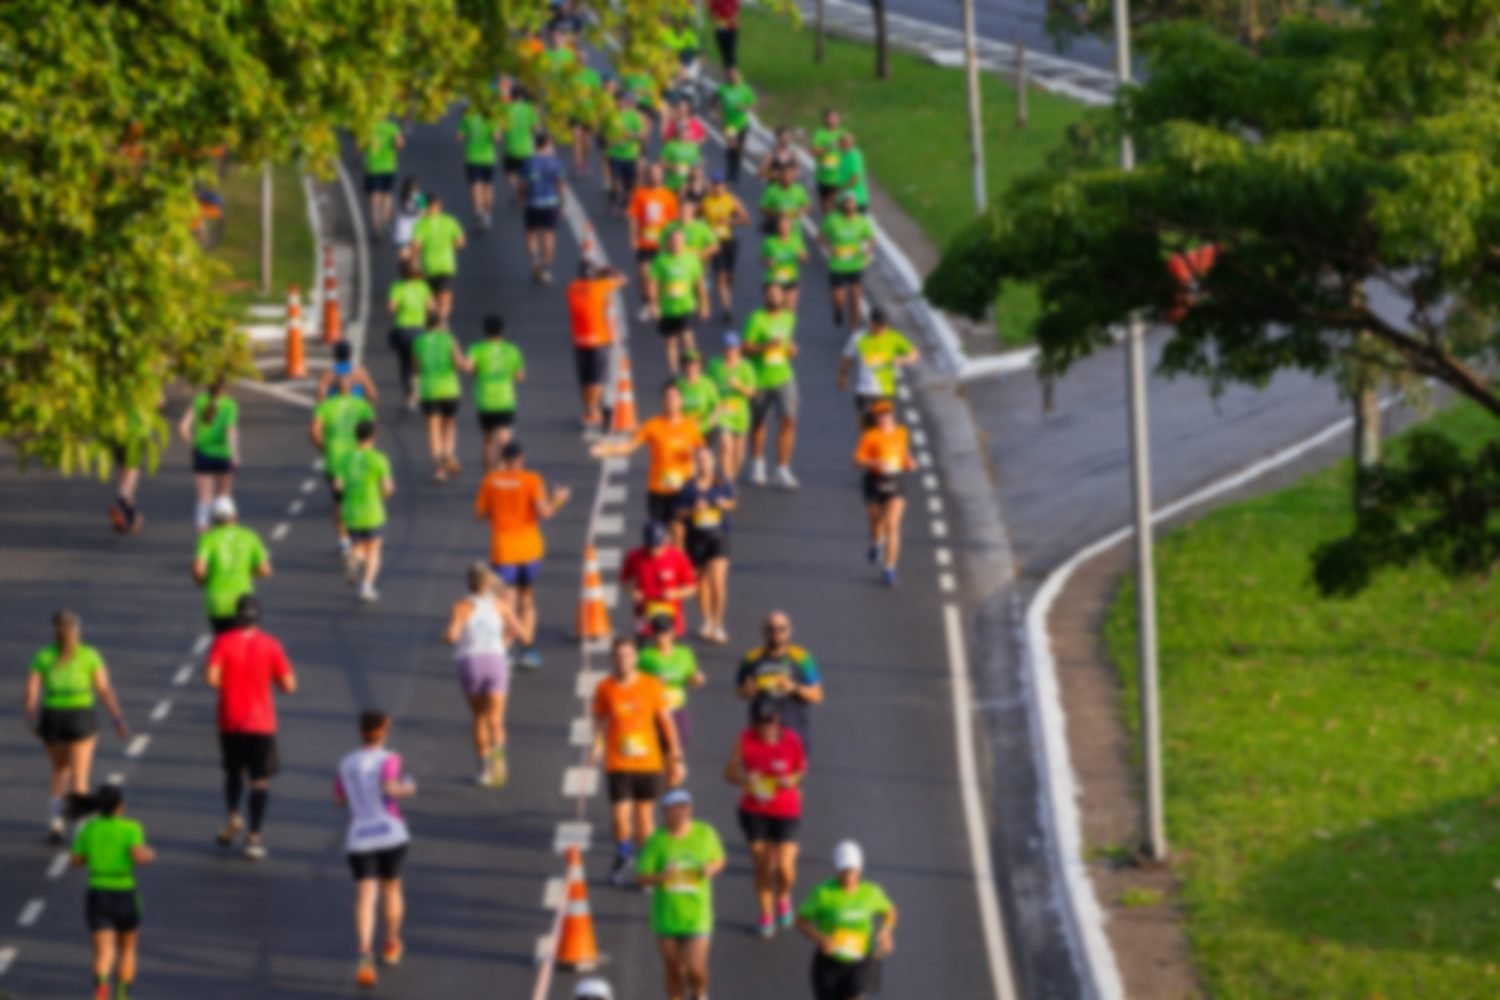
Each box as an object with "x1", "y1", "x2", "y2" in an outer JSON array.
[
  {"x1": 750, "y1": 772, "x2": 779, "y2": 801},
  {"x1": 882, "y1": 458, "x2": 902, "y2": 475},
  {"x1": 834, "y1": 245, "x2": 857, "y2": 260},
  {"x1": 821, "y1": 153, "x2": 839, "y2": 169},
  {"x1": 645, "y1": 601, "x2": 676, "y2": 619},
  {"x1": 619, "y1": 733, "x2": 649, "y2": 758},
  {"x1": 666, "y1": 280, "x2": 690, "y2": 299},
  {"x1": 830, "y1": 928, "x2": 869, "y2": 961},
  {"x1": 773, "y1": 265, "x2": 795, "y2": 284},
  {"x1": 765, "y1": 345, "x2": 787, "y2": 366},
  {"x1": 663, "y1": 685, "x2": 686, "y2": 711},
  {"x1": 646, "y1": 204, "x2": 663, "y2": 223},
  {"x1": 692, "y1": 507, "x2": 721, "y2": 529},
  {"x1": 664, "y1": 861, "x2": 700, "y2": 892},
  {"x1": 755, "y1": 674, "x2": 784, "y2": 693},
  {"x1": 661, "y1": 469, "x2": 685, "y2": 489}
]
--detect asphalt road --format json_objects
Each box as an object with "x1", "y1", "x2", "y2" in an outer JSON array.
[
  {"x1": 0, "y1": 114, "x2": 997, "y2": 998},
  {"x1": 885, "y1": 0, "x2": 1115, "y2": 71}
]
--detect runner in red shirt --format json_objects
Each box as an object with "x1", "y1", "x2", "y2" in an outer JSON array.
[
  {"x1": 723, "y1": 695, "x2": 807, "y2": 937},
  {"x1": 204, "y1": 595, "x2": 296, "y2": 860},
  {"x1": 621, "y1": 520, "x2": 697, "y2": 637}
]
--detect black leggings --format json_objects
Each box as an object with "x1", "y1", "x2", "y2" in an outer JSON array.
[
  {"x1": 715, "y1": 27, "x2": 738, "y2": 69},
  {"x1": 389, "y1": 327, "x2": 418, "y2": 396}
]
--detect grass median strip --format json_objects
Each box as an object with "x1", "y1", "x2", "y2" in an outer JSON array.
[
  {"x1": 737, "y1": 8, "x2": 1088, "y2": 345},
  {"x1": 209, "y1": 162, "x2": 315, "y2": 315},
  {"x1": 1106, "y1": 402, "x2": 1500, "y2": 997}
]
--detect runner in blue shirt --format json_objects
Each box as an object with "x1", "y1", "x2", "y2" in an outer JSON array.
[{"x1": 522, "y1": 133, "x2": 567, "y2": 285}]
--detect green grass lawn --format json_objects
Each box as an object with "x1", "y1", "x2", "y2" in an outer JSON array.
[
  {"x1": 1106, "y1": 403, "x2": 1500, "y2": 998},
  {"x1": 209, "y1": 162, "x2": 315, "y2": 315},
  {"x1": 737, "y1": 8, "x2": 1088, "y2": 346}
]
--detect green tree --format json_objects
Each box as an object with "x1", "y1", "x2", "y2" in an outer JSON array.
[
  {"x1": 926, "y1": 7, "x2": 1500, "y2": 591},
  {"x1": 0, "y1": 0, "x2": 695, "y2": 475}
]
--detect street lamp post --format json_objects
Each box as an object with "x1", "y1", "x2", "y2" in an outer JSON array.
[
  {"x1": 961, "y1": 0, "x2": 987, "y2": 212},
  {"x1": 1112, "y1": 0, "x2": 1167, "y2": 862}
]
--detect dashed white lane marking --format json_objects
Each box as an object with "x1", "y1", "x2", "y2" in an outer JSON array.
[
  {"x1": 173, "y1": 664, "x2": 194, "y2": 686},
  {"x1": 150, "y1": 700, "x2": 172, "y2": 723},
  {"x1": 533, "y1": 934, "x2": 557, "y2": 966},
  {"x1": 939, "y1": 573, "x2": 957, "y2": 593},
  {"x1": 897, "y1": 385, "x2": 912, "y2": 401},
  {"x1": 928, "y1": 495, "x2": 945, "y2": 514},
  {"x1": 906, "y1": 408, "x2": 921, "y2": 424},
  {"x1": 594, "y1": 547, "x2": 622, "y2": 571},
  {"x1": 300, "y1": 479, "x2": 317, "y2": 494},
  {"x1": 288, "y1": 499, "x2": 305, "y2": 516},
  {"x1": 312, "y1": 458, "x2": 325, "y2": 472},
  {"x1": 932, "y1": 519, "x2": 949, "y2": 538},
  {"x1": 594, "y1": 514, "x2": 625, "y2": 537},
  {"x1": 584, "y1": 636, "x2": 611, "y2": 654},
  {"x1": 916, "y1": 450, "x2": 933, "y2": 468},
  {"x1": 553, "y1": 821, "x2": 592, "y2": 854},
  {"x1": 936, "y1": 547, "x2": 953, "y2": 567},
  {"x1": 575, "y1": 671, "x2": 602, "y2": 699},
  {"x1": 562, "y1": 767, "x2": 599, "y2": 798},
  {"x1": 912, "y1": 429, "x2": 928, "y2": 448},
  {"x1": 106, "y1": 773, "x2": 124, "y2": 786},
  {"x1": 569, "y1": 717, "x2": 593, "y2": 746},
  {"x1": 923, "y1": 473, "x2": 939, "y2": 491},
  {"x1": 46, "y1": 853, "x2": 69, "y2": 880},
  {"x1": 271, "y1": 522, "x2": 290, "y2": 541},
  {"x1": 601, "y1": 483, "x2": 627, "y2": 504},
  {"x1": 0, "y1": 945, "x2": 15, "y2": 975},
  {"x1": 542, "y1": 877, "x2": 566, "y2": 909},
  {"x1": 192, "y1": 634, "x2": 211, "y2": 656},
  {"x1": 17, "y1": 900, "x2": 43, "y2": 927},
  {"x1": 601, "y1": 584, "x2": 620, "y2": 609},
  {"x1": 602, "y1": 457, "x2": 628, "y2": 477},
  {"x1": 125, "y1": 734, "x2": 151, "y2": 759}
]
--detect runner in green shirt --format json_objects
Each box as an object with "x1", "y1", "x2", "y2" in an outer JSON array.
[
  {"x1": 676, "y1": 350, "x2": 722, "y2": 440},
  {"x1": 457, "y1": 110, "x2": 498, "y2": 226},
  {"x1": 605, "y1": 93, "x2": 648, "y2": 211},
  {"x1": 661, "y1": 200, "x2": 719, "y2": 264},
  {"x1": 820, "y1": 191, "x2": 878, "y2": 329},
  {"x1": 639, "y1": 613, "x2": 706, "y2": 722},
  {"x1": 635, "y1": 789, "x2": 725, "y2": 1000},
  {"x1": 708, "y1": 333, "x2": 758, "y2": 481},
  {"x1": 743, "y1": 284, "x2": 800, "y2": 489},
  {"x1": 69, "y1": 785, "x2": 155, "y2": 998},
  {"x1": 467, "y1": 314, "x2": 527, "y2": 468},
  {"x1": 410, "y1": 196, "x2": 466, "y2": 323},
  {"x1": 311, "y1": 372, "x2": 376, "y2": 551},
  {"x1": 758, "y1": 164, "x2": 810, "y2": 236},
  {"x1": 713, "y1": 67, "x2": 756, "y2": 183},
  {"x1": 649, "y1": 229, "x2": 709, "y2": 374},
  {"x1": 363, "y1": 119, "x2": 404, "y2": 237},
  {"x1": 501, "y1": 88, "x2": 540, "y2": 205},
  {"x1": 796, "y1": 840, "x2": 898, "y2": 995},
  {"x1": 179, "y1": 379, "x2": 240, "y2": 533},
  {"x1": 570, "y1": 62, "x2": 604, "y2": 174},
  {"x1": 387, "y1": 258, "x2": 434, "y2": 406},
  {"x1": 838, "y1": 307, "x2": 919, "y2": 413},
  {"x1": 412, "y1": 322, "x2": 472, "y2": 482},
  {"x1": 25, "y1": 611, "x2": 128, "y2": 844},
  {"x1": 193, "y1": 496, "x2": 271, "y2": 632},
  {"x1": 811, "y1": 108, "x2": 849, "y2": 212},
  {"x1": 661, "y1": 135, "x2": 701, "y2": 193},
  {"x1": 761, "y1": 214, "x2": 809, "y2": 314},
  {"x1": 837, "y1": 131, "x2": 870, "y2": 210},
  {"x1": 335, "y1": 420, "x2": 395, "y2": 603}
]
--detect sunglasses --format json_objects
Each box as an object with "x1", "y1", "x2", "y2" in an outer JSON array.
[{"x1": 765, "y1": 624, "x2": 790, "y2": 635}]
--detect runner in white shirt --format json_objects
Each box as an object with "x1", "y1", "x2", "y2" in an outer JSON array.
[
  {"x1": 443, "y1": 563, "x2": 530, "y2": 787},
  {"x1": 335, "y1": 710, "x2": 417, "y2": 990}
]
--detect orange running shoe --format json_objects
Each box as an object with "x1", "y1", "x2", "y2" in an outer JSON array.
[
  {"x1": 355, "y1": 954, "x2": 377, "y2": 989},
  {"x1": 381, "y1": 939, "x2": 404, "y2": 966}
]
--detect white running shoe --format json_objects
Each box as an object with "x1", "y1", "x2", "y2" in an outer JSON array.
[
  {"x1": 774, "y1": 466, "x2": 799, "y2": 490},
  {"x1": 750, "y1": 458, "x2": 767, "y2": 486},
  {"x1": 359, "y1": 583, "x2": 379, "y2": 604}
]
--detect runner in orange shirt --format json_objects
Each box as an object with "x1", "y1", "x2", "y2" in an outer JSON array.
[
  {"x1": 474, "y1": 442, "x2": 571, "y2": 667},
  {"x1": 628, "y1": 163, "x2": 679, "y2": 319},
  {"x1": 591, "y1": 637, "x2": 685, "y2": 885},
  {"x1": 567, "y1": 262, "x2": 628, "y2": 437},
  {"x1": 853, "y1": 401, "x2": 916, "y2": 587},
  {"x1": 592, "y1": 381, "x2": 703, "y2": 547}
]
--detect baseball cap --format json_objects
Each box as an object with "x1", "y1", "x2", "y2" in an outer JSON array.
[
  {"x1": 750, "y1": 694, "x2": 780, "y2": 724},
  {"x1": 643, "y1": 520, "x2": 669, "y2": 547},
  {"x1": 834, "y1": 840, "x2": 864, "y2": 872},
  {"x1": 723, "y1": 331, "x2": 741, "y2": 349},
  {"x1": 501, "y1": 441, "x2": 524, "y2": 461},
  {"x1": 210, "y1": 496, "x2": 237, "y2": 522},
  {"x1": 574, "y1": 977, "x2": 614, "y2": 1000},
  {"x1": 869, "y1": 399, "x2": 895, "y2": 416},
  {"x1": 661, "y1": 788, "x2": 692, "y2": 809},
  {"x1": 649, "y1": 612, "x2": 675, "y2": 635},
  {"x1": 709, "y1": 171, "x2": 726, "y2": 184}
]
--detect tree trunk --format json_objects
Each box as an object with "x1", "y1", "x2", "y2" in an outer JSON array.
[
  {"x1": 815, "y1": 0, "x2": 826, "y2": 63},
  {"x1": 1015, "y1": 33, "x2": 1028, "y2": 129},
  {"x1": 871, "y1": 0, "x2": 890, "y2": 79},
  {"x1": 1351, "y1": 331, "x2": 1382, "y2": 509}
]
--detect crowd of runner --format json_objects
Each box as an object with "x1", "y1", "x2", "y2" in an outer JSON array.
[{"x1": 24, "y1": 5, "x2": 924, "y2": 999}]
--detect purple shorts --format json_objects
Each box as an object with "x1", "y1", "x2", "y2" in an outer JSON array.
[
  {"x1": 458, "y1": 652, "x2": 510, "y2": 696},
  {"x1": 671, "y1": 707, "x2": 691, "y2": 749}
]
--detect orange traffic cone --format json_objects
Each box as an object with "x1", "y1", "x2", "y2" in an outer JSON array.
[
  {"x1": 575, "y1": 546, "x2": 611, "y2": 640},
  {"x1": 322, "y1": 286, "x2": 341, "y2": 345},
  {"x1": 609, "y1": 354, "x2": 637, "y2": 435},
  {"x1": 556, "y1": 846, "x2": 601, "y2": 971},
  {"x1": 284, "y1": 284, "x2": 307, "y2": 379}
]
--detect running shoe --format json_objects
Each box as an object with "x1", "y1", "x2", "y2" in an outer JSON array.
[
  {"x1": 712, "y1": 626, "x2": 730, "y2": 645},
  {"x1": 637, "y1": 302, "x2": 652, "y2": 322},
  {"x1": 774, "y1": 466, "x2": 799, "y2": 490},
  {"x1": 214, "y1": 817, "x2": 243, "y2": 847},
  {"x1": 94, "y1": 982, "x2": 110, "y2": 1000},
  {"x1": 475, "y1": 767, "x2": 494, "y2": 787},
  {"x1": 338, "y1": 537, "x2": 352, "y2": 556},
  {"x1": 243, "y1": 840, "x2": 267, "y2": 861},
  {"x1": 776, "y1": 897, "x2": 793, "y2": 929},
  {"x1": 108, "y1": 504, "x2": 128, "y2": 535},
  {"x1": 115, "y1": 981, "x2": 133, "y2": 1000},
  {"x1": 867, "y1": 542, "x2": 881, "y2": 565},
  {"x1": 381, "y1": 940, "x2": 404, "y2": 966},
  {"x1": 359, "y1": 583, "x2": 380, "y2": 604},
  {"x1": 128, "y1": 511, "x2": 145, "y2": 535},
  {"x1": 882, "y1": 566, "x2": 899, "y2": 588},
  {"x1": 343, "y1": 551, "x2": 361, "y2": 585},
  {"x1": 433, "y1": 465, "x2": 448, "y2": 484},
  {"x1": 750, "y1": 458, "x2": 767, "y2": 486},
  {"x1": 757, "y1": 913, "x2": 775, "y2": 938},
  {"x1": 609, "y1": 854, "x2": 633, "y2": 887},
  {"x1": 721, "y1": 307, "x2": 733, "y2": 323},
  {"x1": 445, "y1": 455, "x2": 461, "y2": 476},
  {"x1": 541, "y1": 268, "x2": 554, "y2": 285},
  {"x1": 355, "y1": 954, "x2": 377, "y2": 989},
  {"x1": 490, "y1": 747, "x2": 509, "y2": 788},
  {"x1": 519, "y1": 646, "x2": 543, "y2": 670},
  {"x1": 48, "y1": 816, "x2": 65, "y2": 846}
]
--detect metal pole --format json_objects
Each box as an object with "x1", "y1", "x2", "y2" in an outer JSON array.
[
  {"x1": 259, "y1": 161, "x2": 273, "y2": 296},
  {"x1": 1015, "y1": 32, "x2": 1028, "y2": 129},
  {"x1": 1112, "y1": 0, "x2": 1166, "y2": 862},
  {"x1": 961, "y1": 0, "x2": 986, "y2": 212}
]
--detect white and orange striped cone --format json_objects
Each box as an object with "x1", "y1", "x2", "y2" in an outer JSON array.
[
  {"x1": 321, "y1": 245, "x2": 340, "y2": 344},
  {"x1": 575, "y1": 545, "x2": 611, "y2": 640},
  {"x1": 555, "y1": 846, "x2": 601, "y2": 971},
  {"x1": 609, "y1": 354, "x2": 637, "y2": 435},
  {"x1": 284, "y1": 284, "x2": 307, "y2": 379}
]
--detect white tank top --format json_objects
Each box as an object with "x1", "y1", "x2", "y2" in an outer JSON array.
[
  {"x1": 454, "y1": 595, "x2": 507, "y2": 660},
  {"x1": 394, "y1": 200, "x2": 422, "y2": 245},
  {"x1": 337, "y1": 747, "x2": 410, "y2": 853}
]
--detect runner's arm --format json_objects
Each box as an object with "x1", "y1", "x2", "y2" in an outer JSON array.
[
  {"x1": 254, "y1": 557, "x2": 273, "y2": 579},
  {"x1": 92, "y1": 667, "x2": 128, "y2": 737},
  {"x1": 722, "y1": 740, "x2": 745, "y2": 785},
  {"x1": 229, "y1": 425, "x2": 241, "y2": 468},
  {"x1": 536, "y1": 484, "x2": 572, "y2": 518},
  {"x1": 794, "y1": 915, "x2": 829, "y2": 950},
  {"x1": 877, "y1": 904, "x2": 900, "y2": 954},
  {"x1": 310, "y1": 417, "x2": 325, "y2": 451},
  {"x1": 131, "y1": 840, "x2": 157, "y2": 866},
  {"x1": 274, "y1": 651, "x2": 297, "y2": 694},
  {"x1": 192, "y1": 557, "x2": 208, "y2": 586},
  {"x1": 498, "y1": 597, "x2": 534, "y2": 646},
  {"x1": 381, "y1": 475, "x2": 395, "y2": 499},
  {"x1": 23, "y1": 672, "x2": 40, "y2": 729},
  {"x1": 177, "y1": 406, "x2": 194, "y2": 445},
  {"x1": 357, "y1": 368, "x2": 380, "y2": 403},
  {"x1": 442, "y1": 600, "x2": 468, "y2": 644},
  {"x1": 453, "y1": 343, "x2": 474, "y2": 374}
]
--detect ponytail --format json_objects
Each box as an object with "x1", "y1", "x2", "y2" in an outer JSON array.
[
  {"x1": 203, "y1": 377, "x2": 226, "y2": 425},
  {"x1": 53, "y1": 609, "x2": 79, "y2": 666},
  {"x1": 66, "y1": 784, "x2": 123, "y2": 823}
]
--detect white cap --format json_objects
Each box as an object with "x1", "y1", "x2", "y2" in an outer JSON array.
[
  {"x1": 833, "y1": 840, "x2": 864, "y2": 873},
  {"x1": 574, "y1": 977, "x2": 614, "y2": 1000},
  {"x1": 210, "y1": 496, "x2": 238, "y2": 522}
]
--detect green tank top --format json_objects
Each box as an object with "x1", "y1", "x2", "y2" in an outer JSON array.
[{"x1": 414, "y1": 330, "x2": 461, "y2": 400}]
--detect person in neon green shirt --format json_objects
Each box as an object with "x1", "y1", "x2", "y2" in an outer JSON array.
[
  {"x1": 605, "y1": 89, "x2": 650, "y2": 211},
  {"x1": 639, "y1": 613, "x2": 706, "y2": 736},
  {"x1": 410, "y1": 196, "x2": 466, "y2": 323},
  {"x1": 758, "y1": 162, "x2": 810, "y2": 236},
  {"x1": 412, "y1": 321, "x2": 473, "y2": 482},
  {"x1": 796, "y1": 840, "x2": 898, "y2": 996},
  {"x1": 761, "y1": 214, "x2": 809, "y2": 314},
  {"x1": 661, "y1": 134, "x2": 701, "y2": 194},
  {"x1": 838, "y1": 307, "x2": 919, "y2": 415},
  {"x1": 25, "y1": 611, "x2": 128, "y2": 844},
  {"x1": 311, "y1": 371, "x2": 376, "y2": 551},
  {"x1": 335, "y1": 420, "x2": 395, "y2": 603},
  {"x1": 676, "y1": 350, "x2": 722, "y2": 438},
  {"x1": 811, "y1": 108, "x2": 849, "y2": 213},
  {"x1": 387, "y1": 258, "x2": 434, "y2": 406},
  {"x1": 456, "y1": 109, "x2": 498, "y2": 226},
  {"x1": 363, "y1": 119, "x2": 404, "y2": 237},
  {"x1": 820, "y1": 191, "x2": 877, "y2": 330},
  {"x1": 837, "y1": 131, "x2": 870, "y2": 210},
  {"x1": 570, "y1": 60, "x2": 603, "y2": 174},
  {"x1": 708, "y1": 332, "x2": 758, "y2": 481},
  {"x1": 467, "y1": 314, "x2": 527, "y2": 469},
  {"x1": 178, "y1": 378, "x2": 240, "y2": 533},
  {"x1": 500, "y1": 85, "x2": 540, "y2": 205},
  {"x1": 635, "y1": 789, "x2": 725, "y2": 1000},
  {"x1": 70, "y1": 784, "x2": 155, "y2": 999},
  {"x1": 661, "y1": 200, "x2": 719, "y2": 264},
  {"x1": 713, "y1": 67, "x2": 756, "y2": 183},
  {"x1": 193, "y1": 496, "x2": 271, "y2": 633},
  {"x1": 743, "y1": 283, "x2": 800, "y2": 489},
  {"x1": 649, "y1": 228, "x2": 710, "y2": 374}
]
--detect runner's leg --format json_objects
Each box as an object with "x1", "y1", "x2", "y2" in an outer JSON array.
[
  {"x1": 657, "y1": 937, "x2": 685, "y2": 1000},
  {"x1": 468, "y1": 694, "x2": 490, "y2": 760},
  {"x1": 117, "y1": 928, "x2": 138, "y2": 991},
  {"x1": 749, "y1": 839, "x2": 773, "y2": 919},
  {"x1": 68, "y1": 736, "x2": 97, "y2": 796},
  {"x1": 380, "y1": 878, "x2": 405, "y2": 950},
  {"x1": 885, "y1": 496, "x2": 906, "y2": 571},
  {"x1": 91, "y1": 930, "x2": 116, "y2": 987},
  {"x1": 775, "y1": 839, "x2": 800, "y2": 913},
  {"x1": 685, "y1": 936, "x2": 711, "y2": 998},
  {"x1": 354, "y1": 879, "x2": 378, "y2": 955},
  {"x1": 776, "y1": 416, "x2": 797, "y2": 468},
  {"x1": 425, "y1": 414, "x2": 443, "y2": 471},
  {"x1": 363, "y1": 537, "x2": 385, "y2": 590},
  {"x1": 632, "y1": 798, "x2": 656, "y2": 847}
]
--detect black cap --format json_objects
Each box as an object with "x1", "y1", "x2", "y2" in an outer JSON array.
[
  {"x1": 333, "y1": 340, "x2": 353, "y2": 362},
  {"x1": 649, "y1": 613, "x2": 675, "y2": 635},
  {"x1": 750, "y1": 694, "x2": 781, "y2": 724},
  {"x1": 501, "y1": 441, "x2": 524, "y2": 461},
  {"x1": 644, "y1": 520, "x2": 669, "y2": 547},
  {"x1": 235, "y1": 594, "x2": 262, "y2": 627}
]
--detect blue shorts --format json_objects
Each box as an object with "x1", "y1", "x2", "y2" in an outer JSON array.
[
  {"x1": 495, "y1": 561, "x2": 541, "y2": 588},
  {"x1": 349, "y1": 527, "x2": 384, "y2": 542}
]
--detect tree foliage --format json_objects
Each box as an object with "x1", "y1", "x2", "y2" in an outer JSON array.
[{"x1": 0, "y1": 0, "x2": 693, "y2": 475}]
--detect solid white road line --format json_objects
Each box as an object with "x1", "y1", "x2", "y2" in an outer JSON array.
[
  {"x1": 271, "y1": 522, "x2": 290, "y2": 541},
  {"x1": 0, "y1": 945, "x2": 15, "y2": 975},
  {"x1": 942, "y1": 605, "x2": 1020, "y2": 1000},
  {"x1": 150, "y1": 700, "x2": 172, "y2": 723},
  {"x1": 236, "y1": 379, "x2": 316, "y2": 409},
  {"x1": 552, "y1": 822, "x2": 592, "y2": 854},
  {"x1": 125, "y1": 735, "x2": 150, "y2": 759},
  {"x1": 562, "y1": 767, "x2": 600, "y2": 799},
  {"x1": 601, "y1": 483, "x2": 627, "y2": 504},
  {"x1": 173, "y1": 664, "x2": 194, "y2": 686},
  {"x1": 192, "y1": 634, "x2": 210, "y2": 656},
  {"x1": 16, "y1": 900, "x2": 43, "y2": 928},
  {"x1": 288, "y1": 499, "x2": 305, "y2": 516},
  {"x1": 46, "y1": 853, "x2": 69, "y2": 880}
]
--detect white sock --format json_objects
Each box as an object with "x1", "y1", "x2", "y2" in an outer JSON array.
[
  {"x1": 194, "y1": 501, "x2": 210, "y2": 531},
  {"x1": 49, "y1": 796, "x2": 63, "y2": 820}
]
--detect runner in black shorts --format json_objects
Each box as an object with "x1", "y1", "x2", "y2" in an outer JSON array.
[
  {"x1": 853, "y1": 401, "x2": 915, "y2": 588},
  {"x1": 70, "y1": 784, "x2": 154, "y2": 999}
]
